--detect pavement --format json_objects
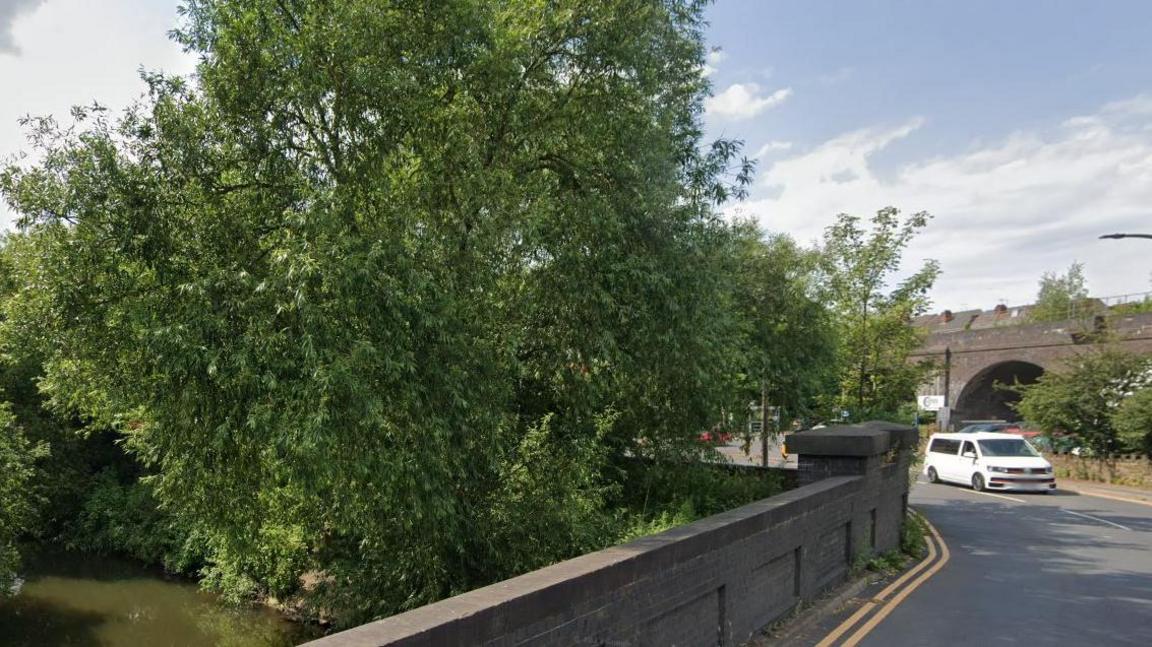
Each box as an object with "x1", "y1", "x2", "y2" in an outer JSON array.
[
  {"x1": 716, "y1": 437, "x2": 797, "y2": 469},
  {"x1": 1055, "y1": 478, "x2": 1152, "y2": 505},
  {"x1": 785, "y1": 478, "x2": 1152, "y2": 646}
]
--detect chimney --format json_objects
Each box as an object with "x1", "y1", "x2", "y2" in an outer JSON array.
[{"x1": 941, "y1": 309, "x2": 954, "y2": 323}]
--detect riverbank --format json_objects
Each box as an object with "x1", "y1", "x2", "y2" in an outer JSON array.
[{"x1": 0, "y1": 545, "x2": 322, "y2": 646}]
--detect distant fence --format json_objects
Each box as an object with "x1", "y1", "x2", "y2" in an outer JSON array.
[
  {"x1": 1099, "y1": 290, "x2": 1152, "y2": 308},
  {"x1": 1052, "y1": 290, "x2": 1152, "y2": 321},
  {"x1": 305, "y1": 423, "x2": 918, "y2": 647}
]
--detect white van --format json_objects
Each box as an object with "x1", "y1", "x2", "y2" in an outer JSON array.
[{"x1": 924, "y1": 432, "x2": 1055, "y2": 492}]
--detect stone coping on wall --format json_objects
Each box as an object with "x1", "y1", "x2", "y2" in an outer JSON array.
[
  {"x1": 303, "y1": 475, "x2": 863, "y2": 647},
  {"x1": 787, "y1": 422, "x2": 919, "y2": 457},
  {"x1": 305, "y1": 422, "x2": 917, "y2": 647}
]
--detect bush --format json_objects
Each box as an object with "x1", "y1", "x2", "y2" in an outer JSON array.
[
  {"x1": 612, "y1": 460, "x2": 786, "y2": 540},
  {"x1": 1110, "y1": 299, "x2": 1152, "y2": 315},
  {"x1": 900, "y1": 511, "x2": 928, "y2": 559},
  {"x1": 616, "y1": 498, "x2": 700, "y2": 543},
  {"x1": 1015, "y1": 349, "x2": 1152, "y2": 454},
  {"x1": 1, "y1": 405, "x2": 47, "y2": 594},
  {"x1": 1114, "y1": 387, "x2": 1152, "y2": 455},
  {"x1": 473, "y1": 414, "x2": 619, "y2": 584},
  {"x1": 66, "y1": 470, "x2": 205, "y2": 574}
]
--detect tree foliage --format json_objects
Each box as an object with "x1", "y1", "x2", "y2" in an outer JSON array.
[
  {"x1": 818, "y1": 207, "x2": 939, "y2": 420},
  {"x1": 1114, "y1": 386, "x2": 1152, "y2": 455},
  {"x1": 1015, "y1": 348, "x2": 1152, "y2": 455},
  {"x1": 1028, "y1": 262, "x2": 1096, "y2": 322},
  {"x1": 728, "y1": 221, "x2": 836, "y2": 424},
  {"x1": 0, "y1": 0, "x2": 761, "y2": 623},
  {"x1": 0, "y1": 404, "x2": 47, "y2": 595}
]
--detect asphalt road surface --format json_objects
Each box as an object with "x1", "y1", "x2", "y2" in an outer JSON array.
[{"x1": 859, "y1": 480, "x2": 1152, "y2": 646}]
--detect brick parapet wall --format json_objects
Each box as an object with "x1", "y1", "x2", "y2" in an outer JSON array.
[
  {"x1": 1047, "y1": 453, "x2": 1152, "y2": 489},
  {"x1": 914, "y1": 311, "x2": 1152, "y2": 357},
  {"x1": 306, "y1": 423, "x2": 915, "y2": 647}
]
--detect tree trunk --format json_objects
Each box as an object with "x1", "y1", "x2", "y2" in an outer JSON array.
[{"x1": 761, "y1": 381, "x2": 769, "y2": 467}]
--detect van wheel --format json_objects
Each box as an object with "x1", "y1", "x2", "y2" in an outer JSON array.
[
  {"x1": 927, "y1": 467, "x2": 939, "y2": 483},
  {"x1": 972, "y1": 473, "x2": 986, "y2": 492}
]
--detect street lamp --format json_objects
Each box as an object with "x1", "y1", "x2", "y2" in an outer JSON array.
[{"x1": 1100, "y1": 233, "x2": 1152, "y2": 240}]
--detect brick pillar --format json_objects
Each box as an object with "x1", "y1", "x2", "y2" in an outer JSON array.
[
  {"x1": 788, "y1": 422, "x2": 919, "y2": 560},
  {"x1": 790, "y1": 425, "x2": 891, "y2": 486}
]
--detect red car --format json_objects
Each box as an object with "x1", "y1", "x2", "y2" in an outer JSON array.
[{"x1": 698, "y1": 430, "x2": 733, "y2": 443}]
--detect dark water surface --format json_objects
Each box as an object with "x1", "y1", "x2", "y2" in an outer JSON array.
[{"x1": 0, "y1": 548, "x2": 321, "y2": 646}]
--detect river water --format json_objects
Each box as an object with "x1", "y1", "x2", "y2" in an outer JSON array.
[{"x1": 0, "y1": 547, "x2": 321, "y2": 646}]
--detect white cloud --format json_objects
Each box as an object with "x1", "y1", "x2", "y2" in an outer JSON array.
[
  {"x1": 0, "y1": 0, "x2": 42, "y2": 54},
  {"x1": 752, "y1": 140, "x2": 793, "y2": 158},
  {"x1": 701, "y1": 49, "x2": 726, "y2": 77},
  {"x1": 706, "y1": 49, "x2": 727, "y2": 67},
  {"x1": 0, "y1": 0, "x2": 195, "y2": 228},
  {"x1": 817, "y1": 67, "x2": 853, "y2": 85},
  {"x1": 705, "y1": 83, "x2": 792, "y2": 120},
  {"x1": 730, "y1": 98, "x2": 1152, "y2": 309}
]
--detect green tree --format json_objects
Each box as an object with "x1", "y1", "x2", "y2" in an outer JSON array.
[
  {"x1": 0, "y1": 404, "x2": 47, "y2": 595},
  {"x1": 0, "y1": 0, "x2": 753, "y2": 623},
  {"x1": 1028, "y1": 262, "x2": 1096, "y2": 322},
  {"x1": 818, "y1": 207, "x2": 940, "y2": 421},
  {"x1": 1015, "y1": 348, "x2": 1152, "y2": 454},
  {"x1": 728, "y1": 221, "x2": 836, "y2": 427},
  {"x1": 1114, "y1": 385, "x2": 1152, "y2": 455}
]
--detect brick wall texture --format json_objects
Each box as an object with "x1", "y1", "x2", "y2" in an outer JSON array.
[{"x1": 306, "y1": 424, "x2": 915, "y2": 647}]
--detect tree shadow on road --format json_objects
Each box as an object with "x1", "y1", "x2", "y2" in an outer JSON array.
[{"x1": 911, "y1": 492, "x2": 1152, "y2": 646}]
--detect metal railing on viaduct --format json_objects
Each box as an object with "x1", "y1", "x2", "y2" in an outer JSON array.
[{"x1": 304, "y1": 422, "x2": 919, "y2": 647}]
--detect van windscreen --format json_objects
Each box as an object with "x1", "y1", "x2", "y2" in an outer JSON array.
[{"x1": 977, "y1": 439, "x2": 1039, "y2": 457}]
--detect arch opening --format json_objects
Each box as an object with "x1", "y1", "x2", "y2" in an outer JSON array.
[{"x1": 955, "y1": 360, "x2": 1045, "y2": 423}]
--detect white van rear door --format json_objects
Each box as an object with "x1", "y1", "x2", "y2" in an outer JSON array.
[{"x1": 929, "y1": 438, "x2": 961, "y2": 483}]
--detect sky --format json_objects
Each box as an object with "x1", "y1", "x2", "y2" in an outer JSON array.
[{"x1": 3, "y1": 1, "x2": 1152, "y2": 310}]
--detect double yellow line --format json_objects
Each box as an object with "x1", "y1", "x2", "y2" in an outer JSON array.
[{"x1": 814, "y1": 511, "x2": 950, "y2": 647}]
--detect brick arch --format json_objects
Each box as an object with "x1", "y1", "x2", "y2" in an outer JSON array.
[
  {"x1": 912, "y1": 311, "x2": 1152, "y2": 429},
  {"x1": 952, "y1": 359, "x2": 1046, "y2": 423}
]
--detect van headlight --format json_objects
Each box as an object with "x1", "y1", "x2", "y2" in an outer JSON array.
[{"x1": 987, "y1": 466, "x2": 1009, "y2": 473}]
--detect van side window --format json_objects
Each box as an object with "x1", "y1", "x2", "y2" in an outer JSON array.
[
  {"x1": 930, "y1": 439, "x2": 960, "y2": 454},
  {"x1": 961, "y1": 441, "x2": 976, "y2": 456}
]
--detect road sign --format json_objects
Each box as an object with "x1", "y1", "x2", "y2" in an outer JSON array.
[{"x1": 918, "y1": 395, "x2": 946, "y2": 411}]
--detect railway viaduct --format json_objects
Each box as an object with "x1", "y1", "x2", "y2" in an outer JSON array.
[{"x1": 910, "y1": 306, "x2": 1152, "y2": 427}]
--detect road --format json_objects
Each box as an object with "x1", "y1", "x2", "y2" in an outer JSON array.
[{"x1": 859, "y1": 480, "x2": 1152, "y2": 646}]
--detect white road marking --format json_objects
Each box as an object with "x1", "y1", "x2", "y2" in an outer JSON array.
[
  {"x1": 1063, "y1": 509, "x2": 1132, "y2": 532},
  {"x1": 966, "y1": 489, "x2": 1027, "y2": 503}
]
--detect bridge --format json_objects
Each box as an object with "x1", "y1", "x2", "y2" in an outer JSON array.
[{"x1": 911, "y1": 306, "x2": 1152, "y2": 427}]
